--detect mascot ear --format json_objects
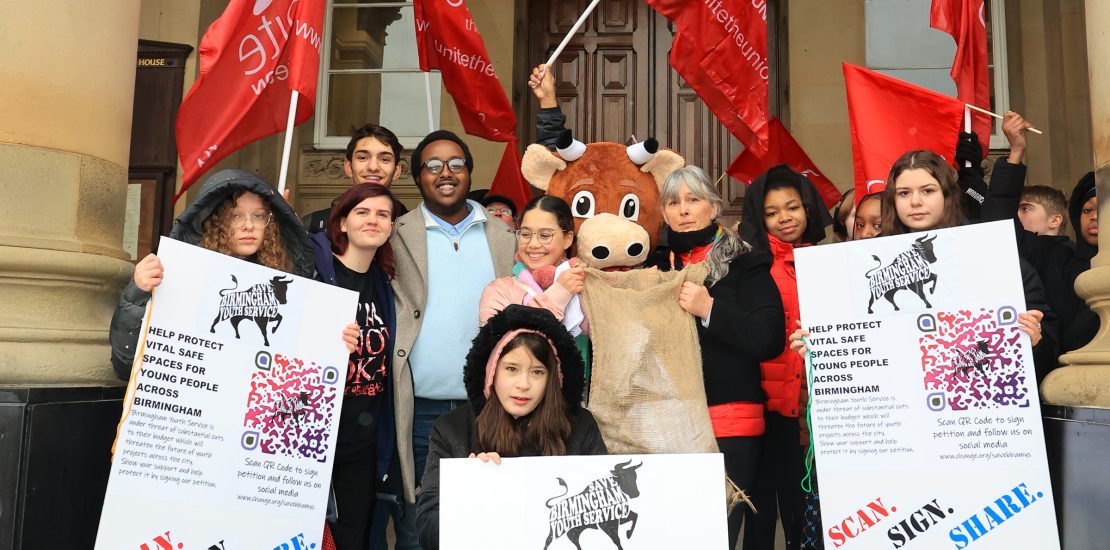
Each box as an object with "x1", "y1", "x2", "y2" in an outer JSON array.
[
  {"x1": 521, "y1": 143, "x2": 567, "y2": 191},
  {"x1": 641, "y1": 149, "x2": 685, "y2": 191}
]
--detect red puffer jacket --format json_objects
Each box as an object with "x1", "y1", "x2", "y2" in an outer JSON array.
[{"x1": 761, "y1": 234, "x2": 805, "y2": 417}]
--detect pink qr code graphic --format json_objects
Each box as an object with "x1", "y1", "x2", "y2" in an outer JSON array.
[
  {"x1": 919, "y1": 308, "x2": 1030, "y2": 410},
  {"x1": 243, "y1": 354, "x2": 339, "y2": 462}
]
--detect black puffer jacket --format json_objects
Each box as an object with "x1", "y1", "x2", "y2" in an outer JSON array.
[
  {"x1": 415, "y1": 305, "x2": 607, "y2": 550},
  {"x1": 108, "y1": 169, "x2": 313, "y2": 379}
]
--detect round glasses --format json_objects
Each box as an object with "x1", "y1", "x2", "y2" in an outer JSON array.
[
  {"x1": 516, "y1": 229, "x2": 560, "y2": 245},
  {"x1": 487, "y1": 207, "x2": 513, "y2": 217},
  {"x1": 422, "y1": 157, "x2": 467, "y2": 175},
  {"x1": 230, "y1": 212, "x2": 272, "y2": 227}
]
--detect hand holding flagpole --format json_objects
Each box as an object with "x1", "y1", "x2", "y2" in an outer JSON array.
[
  {"x1": 540, "y1": 0, "x2": 601, "y2": 79},
  {"x1": 966, "y1": 103, "x2": 1042, "y2": 134}
]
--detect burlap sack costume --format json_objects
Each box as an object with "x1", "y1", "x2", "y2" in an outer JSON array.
[
  {"x1": 581, "y1": 263, "x2": 752, "y2": 513},
  {"x1": 581, "y1": 263, "x2": 716, "y2": 454}
]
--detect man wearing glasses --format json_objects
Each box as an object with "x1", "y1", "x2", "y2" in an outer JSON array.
[
  {"x1": 388, "y1": 130, "x2": 516, "y2": 547},
  {"x1": 479, "y1": 193, "x2": 519, "y2": 229}
]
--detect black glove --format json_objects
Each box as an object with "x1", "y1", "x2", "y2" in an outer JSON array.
[{"x1": 954, "y1": 131, "x2": 983, "y2": 166}]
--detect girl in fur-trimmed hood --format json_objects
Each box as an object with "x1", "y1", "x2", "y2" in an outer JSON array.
[{"x1": 414, "y1": 305, "x2": 607, "y2": 550}]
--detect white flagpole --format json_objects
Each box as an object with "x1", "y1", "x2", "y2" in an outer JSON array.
[
  {"x1": 543, "y1": 0, "x2": 602, "y2": 71},
  {"x1": 277, "y1": 89, "x2": 299, "y2": 196},
  {"x1": 963, "y1": 105, "x2": 972, "y2": 168},
  {"x1": 424, "y1": 72, "x2": 436, "y2": 133}
]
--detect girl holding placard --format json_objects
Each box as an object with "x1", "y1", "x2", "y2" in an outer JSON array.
[
  {"x1": 415, "y1": 305, "x2": 606, "y2": 550},
  {"x1": 108, "y1": 169, "x2": 323, "y2": 379},
  {"x1": 878, "y1": 149, "x2": 1052, "y2": 350}
]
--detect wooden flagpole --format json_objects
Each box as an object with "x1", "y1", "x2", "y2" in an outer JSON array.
[{"x1": 966, "y1": 103, "x2": 1043, "y2": 134}]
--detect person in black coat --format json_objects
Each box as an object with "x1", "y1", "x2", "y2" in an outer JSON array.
[
  {"x1": 645, "y1": 165, "x2": 786, "y2": 549},
  {"x1": 108, "y1": 169, "x2": 316, "y2": 379},
  {"x1": 974, "y1": 112, "x2": 1097, "y2": 370},
  {"x1": 415, "y1": 305, "x2": 607, "y2": 550}
]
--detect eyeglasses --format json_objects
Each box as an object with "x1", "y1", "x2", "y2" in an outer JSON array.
[
  {"x1": 422, "y1": 157, "x2": 467, "y2": 175},
  {"x1": 516, "y1": 229, "x2": 560, "y2": 245},
  {"x1": 230, "y1": 212, "x2": 272, "y2": 227},
  {"x1": 487, "y1": 207, "x2": 513, "y2": 217}
]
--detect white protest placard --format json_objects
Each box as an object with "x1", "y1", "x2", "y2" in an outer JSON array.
[
  {"x1": 96, "y1": 238, "x2": 356, "y2": 550},
  {"x1": 440, "y1": 453, "x2": 726, "y2": 550},
  {"x1": 795, "y1": 221, "x2": 1059, "y2": 550}
]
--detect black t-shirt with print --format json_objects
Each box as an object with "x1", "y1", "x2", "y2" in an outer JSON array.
[{"x1": 333, "y1": 256, "x2": 390, "y2": 461}]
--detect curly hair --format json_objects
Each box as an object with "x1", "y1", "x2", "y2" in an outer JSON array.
[
  {"x1": 199, "y1": 190, "x2": 291, "y2": 271},
  {"x1": 880, "y1": 150, "x2": 965, "y2": 236}
]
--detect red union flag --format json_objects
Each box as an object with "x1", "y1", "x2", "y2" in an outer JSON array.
[
  {"x1": 931, "y1": 0, "x2": 991, "y2": 156},
  {"x1": 647, "y1": 0, "x2": 770, "y2": 155},
  {"x1": 175, "y1": 0, "x2": 325, "y2": 199},
  {"x1": 413, "y1": 0, "x2": 530, "y2": 211},
  {"x1": 726, "y1": 117, "x2": 841, "y2": 208},
  {"x1": 843, "y1": 63, "x2": 964, "y2": 199}
]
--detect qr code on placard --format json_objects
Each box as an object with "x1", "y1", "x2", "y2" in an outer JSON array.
[
  {"x1": 242, "y1": 354, "x2": 339, "y2": 462},
  {"x1": 919, "y1": 308, "x2": 1030, "y2": 410}
]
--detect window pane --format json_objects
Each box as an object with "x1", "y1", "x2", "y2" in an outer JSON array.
[
  {"x1": 329, "y1": 6, "x2": 420, "y2": 70},
  {"x1": 327, "y1": 72, "x2": 441, "y2": 138}
]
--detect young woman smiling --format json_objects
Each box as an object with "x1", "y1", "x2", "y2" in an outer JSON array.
[
  {"x1": 478, "y1": 195, "x2": 587, "y2": 332},
  {"x1": 311, "y1": 184, "x2": 399, "y2": 550},
  {"x1": 414, "y1": 305, "x2": 606, "y2": 550}
]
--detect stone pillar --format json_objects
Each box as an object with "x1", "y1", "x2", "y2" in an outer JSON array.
[
  {"x1": 1043, "y1": 0, "x2": 1110, "y2": 406},
  {"x1": 0, "y1": 1, "x2": 141, "y2": 384}
]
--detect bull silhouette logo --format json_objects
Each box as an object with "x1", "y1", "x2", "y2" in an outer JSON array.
[
  {"x1": 865, "y1": 235, "x2": 939, "y2": 314},
  {"x1": 210, "y1": 274, "x2": 293, "y2": 346},
  {"x1": 544, "y1": 460, "x2": 642, "y2": 550}
]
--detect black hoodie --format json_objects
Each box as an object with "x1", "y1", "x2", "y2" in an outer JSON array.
[
  {"x1": 1068, "y1": 172, "x2": 1097, "y2": 261},
  {"x1": 740, "y1": 164, "x2": 834, "y2": 249}
]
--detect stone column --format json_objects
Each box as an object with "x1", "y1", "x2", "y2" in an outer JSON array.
[
  {"x1": 1043, "y1": 0, "x2": 1110, "y2": 406},
  {"x1": 0, "y1": 1, "x2": 141, "y2": 384}
]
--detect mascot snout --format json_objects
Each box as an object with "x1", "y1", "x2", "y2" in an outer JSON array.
[{"x1": 577, "y1": 213, "x2": 649, "y2": 270}]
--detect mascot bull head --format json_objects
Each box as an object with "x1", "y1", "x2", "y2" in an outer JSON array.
[{"x1": 521, "y1": 130, "x2": 685, "y2": 270}]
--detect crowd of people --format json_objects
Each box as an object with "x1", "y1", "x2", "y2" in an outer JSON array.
[{"x1": 107, "y1": 66, "x2": 1097, "y2": 550}]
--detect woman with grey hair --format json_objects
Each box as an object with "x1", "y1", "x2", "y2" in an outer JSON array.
[{"x1": 646, "y1": 165, "x2": 786, "y2": 548}]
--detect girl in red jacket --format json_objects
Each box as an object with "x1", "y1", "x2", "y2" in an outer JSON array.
[{"x1": 739, "y1": 165, "x2": 833, "y2": 550}]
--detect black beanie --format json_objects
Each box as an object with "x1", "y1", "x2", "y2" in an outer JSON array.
[{"x1": 411, "y1": 130, "x2": 475, "y2": 175}]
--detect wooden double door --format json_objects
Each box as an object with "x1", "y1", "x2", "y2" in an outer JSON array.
[{"x1": 513, "y1": 0, "x2": 786, "y2": 215}]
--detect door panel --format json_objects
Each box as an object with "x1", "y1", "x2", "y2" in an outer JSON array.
[{"x1": 518, "y1": 0, "x2": 784, "y2": 216}]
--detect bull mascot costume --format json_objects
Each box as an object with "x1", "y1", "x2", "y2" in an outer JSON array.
[{"x1": 521, "y1": 130, "x2": 751, "y2": 513}]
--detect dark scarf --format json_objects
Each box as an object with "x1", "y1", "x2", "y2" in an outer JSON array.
[{"x1": 669, "y1": 223, "x2": 720, "y2": 254}]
